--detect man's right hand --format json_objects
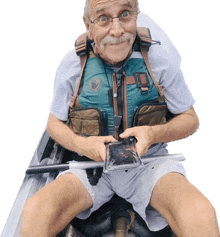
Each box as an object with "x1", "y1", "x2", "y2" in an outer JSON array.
[
  {"x1": 47, "y1": 113, "x2": 117, "y2": 162},
  {"x1": 79, "y1": 135, "x2": 117, "y2": 162}
]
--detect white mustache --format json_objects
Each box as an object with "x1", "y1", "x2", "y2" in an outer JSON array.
[{"x1": 100, "y1": 33, "x2": 134, "y2": 49}]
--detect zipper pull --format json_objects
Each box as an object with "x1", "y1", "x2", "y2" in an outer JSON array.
[
  {"x1": 114, "y1": 74, "x2": 122, "y2": 98},
  {"x1": 114, "y1": 89, "x2": 118, "y2": 98},
  {"x1": 116, "y1": 74, "x2": 122, "y2": 87},
  {"x1": 112, "y1": 72, "x2": 118, "y2": 98}
]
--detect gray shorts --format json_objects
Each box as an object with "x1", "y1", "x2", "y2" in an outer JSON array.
[{"x1": 57, "y1": 149, "x2": 186, "y2": 231}]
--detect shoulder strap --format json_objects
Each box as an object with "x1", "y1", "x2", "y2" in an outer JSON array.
[
  {"x1": 69, "y1": 54, "x2": 87, "y2": 111},
  {"x1": 137, "y1": 27, "x2": 152, "y2": 49},
  {"x1": 70, "y1": 28, "x2": 165, "y2": 110},
  {"x1": 137, "y1": 27, "x2": 164, "y2": 97},
  {"x1": 69, "y1": 33, "x2": 89, "y2": 111},
  {"x1": 75, "y1": 33, "x2": 88, "y2": 57}
]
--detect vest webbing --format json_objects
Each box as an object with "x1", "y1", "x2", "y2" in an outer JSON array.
[
  {"x1": 69, "y1": 27, "x2": 165, "y2": 139},
  {"x1": 70, "y1": 27, "x2": 164, "y2": 110}
]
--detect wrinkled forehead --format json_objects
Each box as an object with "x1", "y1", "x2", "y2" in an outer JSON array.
[{"x1": 90, "y1": 0, "x2": 137, "y2": 15}]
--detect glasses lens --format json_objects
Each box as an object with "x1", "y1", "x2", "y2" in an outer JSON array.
[
  {"x1": 120, "y1": 11, "x2": 137, "y2": 23},
  {"x1": 97, "y1": 16, "x2": 111, "y2": 27},
  {"x1": 95, "y1": 11, "x2": 138, "y2": 27}
]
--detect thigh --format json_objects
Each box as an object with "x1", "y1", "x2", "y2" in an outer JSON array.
[
  {"x1": 117, "y1": 158, "x2": 186, "y2": 231},
  {"x1": 57, "y1": 168, "x2": 115, "y2": 220},
  {"x1": 23, "y1": 173, "x2": 93, "y2": 235},
  {"x1": 149, "y1": 173, "x2": 211, "y2": 233},
  {"x1": 51, "y1": 173, "x2": 94, "y2": 215},
  {"x1": 150, "y1": 172, "x2": 202, "y2": 213}
]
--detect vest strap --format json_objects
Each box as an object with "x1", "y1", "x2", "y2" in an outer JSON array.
[
  {"x1": 112, "y1": 72, "x2": 119, "y2": 140},
  {"x1": 140, "y1": 45, "x2": 164, "y2": 97},
  {"x1": 69, "y1": 54, "x2": 88, "y2": 111},
  {"x1": 75, "y1": 33, "x2": 88, "y2": 56},
  {"x1": 137, "y1": 27, "x2": 152, "y2": 48},
  {"x1": 122, "y1": 70, "x2": 128, "y2": 131},
  {"x1": 137, "y1": 27, "x2": 165, "y2": 97}
]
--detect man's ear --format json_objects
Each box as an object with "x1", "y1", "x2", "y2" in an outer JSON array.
[{"x1": 83, "y1": 16, "x2": 93, "y2": 40}]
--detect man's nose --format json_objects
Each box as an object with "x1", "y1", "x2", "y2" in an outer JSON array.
[{"x1": 109, "y1": 18, "x2": 124, "y2": 38}]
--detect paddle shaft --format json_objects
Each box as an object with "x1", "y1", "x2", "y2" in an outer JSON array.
[{"x1": 26, "y1": 154, "x2": 185, "y2": 174}]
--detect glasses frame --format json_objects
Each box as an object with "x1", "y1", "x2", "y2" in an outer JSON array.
[{"x1": 89, "y1": 10, "x2": 140, "y2": 27}]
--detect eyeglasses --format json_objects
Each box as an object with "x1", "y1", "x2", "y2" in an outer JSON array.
[{"x1": 89, "y1": 10, "x2": 139, "y2": 27}]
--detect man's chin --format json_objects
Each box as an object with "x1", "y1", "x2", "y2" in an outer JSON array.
[
  {"x1": 103, "y1": 54, "x2": 128, "y2": 65},
  {"x1": 100, "y1": 44, "x2": 132, "y2": 65}
]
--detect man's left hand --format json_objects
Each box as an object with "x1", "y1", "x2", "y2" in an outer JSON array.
[{"x1": 119, "y1": 126, "x2": 154, "y2": 157}]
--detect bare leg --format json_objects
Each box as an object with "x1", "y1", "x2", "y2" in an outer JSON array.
[
  {"x1": 21, "y1": 173, "x2": 93, "y2": 237},
  {"x1": 150, "y1": 173, "x2": 219, "y2": 237}
]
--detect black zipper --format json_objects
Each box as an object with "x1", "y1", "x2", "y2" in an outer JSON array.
[{"x1": 116, "y1": 73, "x2": 124, "y2": 136}]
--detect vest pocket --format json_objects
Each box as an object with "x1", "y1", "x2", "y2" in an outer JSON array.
[
  {"x1": 131, "y1": 100, "x2": 167, "y2": 127},
  {"x1": 69, "y1": 107, "x2": 107, "y2": 136}
]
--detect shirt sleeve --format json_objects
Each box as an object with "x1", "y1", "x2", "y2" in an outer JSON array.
[
  {"x1": 137, "y1": 12, "x2": 195, "y2": 114},
  {"x1": 162, "y1": 68, "x2": 195, "y2": 114},
  {"x1": 49, "y1": 50, "x2": 81, "y2": 121}
]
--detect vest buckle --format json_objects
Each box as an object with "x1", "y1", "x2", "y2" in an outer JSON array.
[
  {"x1": 133, "y1": 72, "x2": 150, "y2": 95},
  {"x1": 133, "y1": 72, "x2": 150, "y2": 88}
]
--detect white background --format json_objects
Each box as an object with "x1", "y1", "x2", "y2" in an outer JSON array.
[{"x1": 0, "y1": 0, "x2": 220, "y2": 234}]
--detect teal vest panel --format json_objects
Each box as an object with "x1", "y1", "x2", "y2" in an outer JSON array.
[{"x1": 78, "y1": 55, "x2": 159, "y2": 136}]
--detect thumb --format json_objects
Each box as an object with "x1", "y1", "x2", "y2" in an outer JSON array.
[
  {"x1": 103, "y1": 135, "x2": 118, "y2": 143},
  {"x1": 120, "y1": 128, "x2": 135, "y2": 139},
  {"x1": 135, "y1": 140, "x2": 145, "y2": 157}
]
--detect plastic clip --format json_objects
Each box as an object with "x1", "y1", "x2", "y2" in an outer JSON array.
[
  {"x1": 133, "y1": 72, "x2": 150, "y2": 95},
  {"x1": 114, "y1": 115, "x2": 122, "y2": 131}
]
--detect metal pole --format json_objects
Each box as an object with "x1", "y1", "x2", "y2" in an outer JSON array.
[
  {"x1": 26, "y1": 154, "x2": 185, "y2": 175},
  {"x1": 26, "y1": 164, "x2": 69, "y2": 174}
]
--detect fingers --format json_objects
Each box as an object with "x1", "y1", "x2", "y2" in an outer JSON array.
[
  {"x1": 84, "y1": 136, "x2": 117, "y2": 162},
  {"x1": 102, "y1": 136, "x2": 118, "y2": 143},
  {"x1": 119, "y1": 128, "x2": 136, "y2": 139},
  {"x1": 119, "y1": 127, "x2": 150, "y2": 157}
]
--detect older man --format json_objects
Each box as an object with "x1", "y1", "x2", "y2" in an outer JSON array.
[{"x1": 21, "y1": 0, "x2": 219, "y2": 236}]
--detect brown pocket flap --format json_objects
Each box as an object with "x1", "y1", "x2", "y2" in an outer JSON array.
[
  {"x1": 69, "y1": 108, "x2": 101, "y2": 136},
  {"x1": 136, "y1": 104, "x2": 167, "y2": 126}
]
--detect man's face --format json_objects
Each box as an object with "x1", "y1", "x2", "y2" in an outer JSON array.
[{"x1": 84, "y1": 0, "x2": 137, "y2": 65}]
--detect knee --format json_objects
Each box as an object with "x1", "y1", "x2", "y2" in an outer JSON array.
[
  {"x1": 22, "y1": 193, "x2": 59, "y2": 236},
  {"x1": 195, "y1": 198, "x2": 216, "y2": 223},
  {"x1": 21, "y1": 196, "x2": 43, "y2": 235},
  {"x1": 22, "y1": 194, "x2": 49, "y2": 226},
  {"x1": 178, "y1": 195, "x2": 216, "y2": 226},
  {"x1": 22, "y1": 195, "x2": 42, "y2": 219}
]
